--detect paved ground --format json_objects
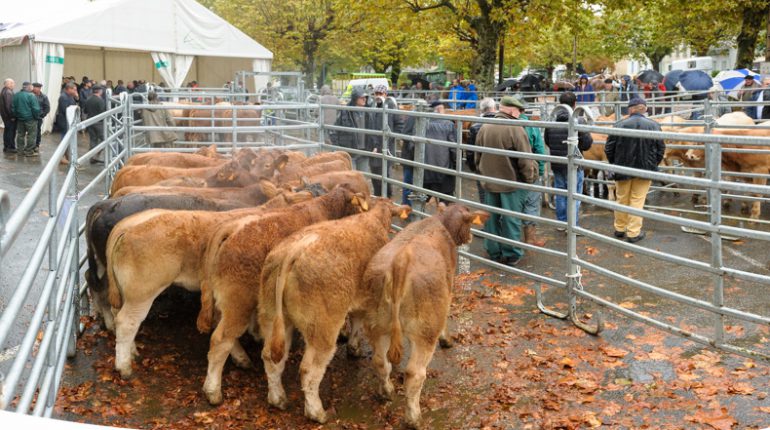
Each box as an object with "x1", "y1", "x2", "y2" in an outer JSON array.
[{"x1": 2, "y1": 136, "x2": 770, "y2": 427}]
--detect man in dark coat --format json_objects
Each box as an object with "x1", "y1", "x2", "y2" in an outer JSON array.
[
  {"x1": 422, "y1": 101, "x2": 456, "y2": 201},
  {"x1": 544, "y1": 91, "x2": 593, "y2": 227},
  {"x1": 31, "y1": 82, "x2": 51, "y2": 150},
  {"x1": 84, "y1": 86, "x2": 106, "y2": 164},
  {"x1": 54, "y1": 83, "x2": 79, "y2": 164},
  {"x1": 1, "y1": 78, "x2": 16, "y2": 153},
  {"x1": 605, "y1": 98, "x2": 665, "y2": 243},
  {"x1": 366, "y1": 84, "x2": 404, "y2": 197},
  {"x1": 331, "y1": 87, "x2": 371, "y2": 189},
  {"x1": 113, "y1": 80, "x2": 126, "y2": 95}
]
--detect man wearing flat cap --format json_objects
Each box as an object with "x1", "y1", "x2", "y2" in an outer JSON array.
[
  {"x1": 31, "y1": 83, "x2": 50, "y2": 151},
  {"x1": 474, "y1": 96, "x2": 537, "y2": 266},
  {"x1": 11, "y1": 81, "x2": 41, "y2": 157},
  {"x1": 605, "y1": 97, "x2": 665, "y2": 243}
]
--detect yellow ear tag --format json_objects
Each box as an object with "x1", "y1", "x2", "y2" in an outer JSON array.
[
  {"x1": 360, "y1": 199, "x2": 369, "y2": 211},
  {"x1": 400, "y1": 209, "x2": 409, "y2": 220},
  {"x1": 228, "y1": 174, "x2": 235, "y2": 181},
  {"x1": 472, "y1": 215, "x2": 483, "y2": 225}
]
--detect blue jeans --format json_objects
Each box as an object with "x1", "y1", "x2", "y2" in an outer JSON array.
[
  {"x1": 522, "y1": 177, "x2": 543, "y2": 226},
  {"x1": 401, "y1": 166, "x2": 413, "y2": 206},
  {"x1": 553, "y1": 169, "x2": 584, "y2": 224}
]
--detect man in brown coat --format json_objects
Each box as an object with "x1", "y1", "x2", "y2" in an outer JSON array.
[
  {"x1": 474, "y1": 96, "x2": 537, "y2": 266},
  {"x1": 142, "y1": 91, "x2": 176, "y2": 148}
]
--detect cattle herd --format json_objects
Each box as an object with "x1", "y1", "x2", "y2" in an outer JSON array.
[{"x1": 85, "y1": 145, "x2": 488, "y2": 428}]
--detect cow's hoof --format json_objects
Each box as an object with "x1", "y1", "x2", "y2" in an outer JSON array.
[
  {"x1": 204, "y1": 389, "x2": 223, "y2": 406},
  {"x1": 376, "y1": 384, "x2": 394, "y2": 402},
  {"x1": 304, "y1": 407, "x2": 328, "y2": 424},
  {"x1": 267, "y1": 392, "x2": 288, "y2": 410},
  {"x1": 405, "y1": 415, "x2": 423, "y2": 430},
  {"x1": 438, "y1": 336, "x2": 454, "y2": 349},
  {"x1": 347, "y1": 343, "x2": 365, "y2": 359},
  {"x1": 116, "y1": 366, "x2": 132, "y2": 379}
]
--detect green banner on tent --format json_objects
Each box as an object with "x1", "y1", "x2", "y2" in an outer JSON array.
[
  {"x1": 45, "y1": 55, "x2": 64, "y2": 65},
  {"x1": 154, "y1": 60, "x2": 169, "y2": 69}
]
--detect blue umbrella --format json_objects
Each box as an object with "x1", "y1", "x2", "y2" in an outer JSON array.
[
  {"x1": 714, "y1": 68, "x2": 761, "y2": 97},
  {"x1": 663, "y1": 70, "x2": 683, "y2": 92},
  {"x1": 678, "y1": 70, "x2": 713, "y2": 100}
]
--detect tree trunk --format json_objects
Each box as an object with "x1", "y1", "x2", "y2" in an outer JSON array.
[
  {"x1": 390, "y1": 64, "x2": 401, "y2": 88},
  {"x1": 498, "y1": 36, "x2": 504, "y2": 84},
  {"x1": 473, "y1": 25, "x2": 499, "y2": 91},
  {"x1": 735, "y1": 1, "x2": 769, "y2": 69},
  {"x1": 646, "y1": 47, "x2": 671, "y2": 72},
  {"x1": 766, "y1": 6, "x2": 770, "y2": 61}
]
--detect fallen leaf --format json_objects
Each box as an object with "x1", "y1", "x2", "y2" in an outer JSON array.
[
  {"x1": 685, "y1": 407, "x2": 737, "y2": 430},
  {"x1": 600, "y1": 345, "x2": 628, "y2": 358},
  {"x1": 583, "y1": 411, "x2": 602, "y2": 428},
  {"x1": 585, "y1": 246, "x2": 599, "y2": 256},
  {"x1": 618, "y1": 301, "x2": 636, "y2": 309},
  {"x1": 559, "y1": 357, "x2": 577, "y2": 369},
  {"x1": 727, "y1": 382, "x2": 754, "y2": 395},
  {"x1": 757, "y1": 406, "x2": 770, "y2": 414},
  {"x1": 601, "y1": 402, "x2": 622, "y2": 417}
]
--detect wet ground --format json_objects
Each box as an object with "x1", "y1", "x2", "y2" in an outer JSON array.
[{"x1": 2, "y1": 135, "x2": 770, "y2": 428}]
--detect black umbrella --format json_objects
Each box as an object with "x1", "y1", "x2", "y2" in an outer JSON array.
[
  {"x1": 663, "y1": 70, "x2": 683, "y2": 92},
  {"x1": 494, "y1": 78, "x2": 518, "y2": 92},
  {"x1": 636, "y1": 69, "x2": 664, "y2": 84},
  {"x1": 519, "y1": 74, "x2": 545, "y2": 91}
]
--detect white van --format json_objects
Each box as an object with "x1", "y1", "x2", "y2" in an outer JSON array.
[
  {"x1": 671, "y1": 57, "x2": 714, "y2": 74},
  {"x1": 342, "y1": 78, "x2": 390, "y2": 98}
]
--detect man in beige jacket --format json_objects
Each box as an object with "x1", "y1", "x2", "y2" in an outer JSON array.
[
  {"x1": 475, "y1": 96, "x2": 537, "y2": 266},
  {"x1": 142, "y1": 91, "x2": 176, "y2": 148}
]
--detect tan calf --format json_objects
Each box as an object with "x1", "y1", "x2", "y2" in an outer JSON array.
[
  {"x1": 196, "y1": 186, "x2": 368, "y2": 405},
  {"x1": 359, "y1": 204, "x2": 488, "y2": 428},
  {"x1": 105, "y1": 190, "x2": 313, "y2": 378},
  {"x1": 259, "y1": 199, "x2": 410, "y2": 423}
]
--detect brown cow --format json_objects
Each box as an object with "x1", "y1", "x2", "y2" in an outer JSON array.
[
  {"x1": 274, "y1": 158, "x2": 351, "y2": 184},
  {"x1": 282, "y1": 170, "x2": 371, "y2": 199},
  {"x1": 109, "y1": 149, "x2": 284, "y2": 195},
  {"x1": 259, "y1": 199, "x2": 410, "y2": 423},
  {"x1": 184, "y1": 103, "x2": 263, "y2": 143},
  {"x1": 196, "y1": 186, "x2": 368, "y2": 405},
  {"x1": 111, "y1": 181, "x2": 286, "y2": 201},
  {"x1": 358, "y1": 204, "x2": 488, "y2": 428},
  {"x1": 125, "y1": 152, "x2": 228, "y2": 168},
  {"x1": 106, "y1": 190, "x2": 315, "y2": 378}
]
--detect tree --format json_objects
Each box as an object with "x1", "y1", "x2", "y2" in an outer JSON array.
[
  {"x1": 403, "y1": 0, "x2": 528, "y2": 90},
  {"x1": 735, "y1": 0, "x2": 770, "y2": 68}
]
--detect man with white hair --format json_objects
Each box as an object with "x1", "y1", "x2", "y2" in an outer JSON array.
[{"x1": 1, "y1": 78, "x2": 16, "y2": 153}]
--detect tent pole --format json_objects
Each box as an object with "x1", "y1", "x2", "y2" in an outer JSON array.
[{"x1": 101, "y1": 48, "x2": 106, "y2": 82}]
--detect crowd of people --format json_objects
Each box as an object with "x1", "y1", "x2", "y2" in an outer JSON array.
[
  {"x1": 392, "y1": 78, "x2": 480, "y2": 109},
  {"x1": 325, "y1": 84, "x2": 667, "y2": 266}
]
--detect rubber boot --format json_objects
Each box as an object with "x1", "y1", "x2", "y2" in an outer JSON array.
[{"x1": 524, "y1": 225, "x2": 546, "y2": 247}]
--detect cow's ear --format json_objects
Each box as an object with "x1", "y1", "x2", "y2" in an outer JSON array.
[
  {"x1": 274, "y1": 154, "x2": 289, "y2": 172},
  {"x1": 399, "y1": 205, "x2": 412, "y2": 220},
  {"x1": 260, "y1": 179, "x2": 279, "y2": 197},
  {"x1": 465, "y1": 210, "x2": 489, "y2": 226},
  {"x1": 351, "y1": 194, "x2": 369, "y2": 211}
]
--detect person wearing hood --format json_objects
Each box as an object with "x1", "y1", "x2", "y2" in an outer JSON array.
[
  {"x1": 544, "y1": 92, "x2": 593, "y2": 230},
  {"x1": 575, "y1": 74, "x2": 595, "y2": 103},
  {"x1": 366, "y1": 84, "x2": 403, "y2": 197},
  {"x1": 474, "y1": 96, "x2": 538, "y2": 266},
  {"x1": 331, "y1": 87, "x2": 372, "y2": 177},
  {"x1": 142, "y1": 91, "x2": 176, "y2": 148},
  {"x1": 619, "y1": 75, "x2": 638, "y2": 114}
]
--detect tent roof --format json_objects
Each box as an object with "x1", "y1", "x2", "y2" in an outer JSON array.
[{"x1": 0, "y1": 0, "x2": 272, "y2": 60}]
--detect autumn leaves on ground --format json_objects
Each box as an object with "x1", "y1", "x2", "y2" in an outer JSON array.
[{"x1": 56, "y1": 270, "x2": 770, "y2": 429}]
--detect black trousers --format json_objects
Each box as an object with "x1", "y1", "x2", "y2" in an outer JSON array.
[
  {"x1": 35, "y1": 119, "x2": 43, "y2": 147},
  {"x1": 3, "y1": 119, "x2": 16, "y2": 149}
]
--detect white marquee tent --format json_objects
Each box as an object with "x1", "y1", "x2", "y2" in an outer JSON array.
[{"x1": 0, "y1": 0, "x2": 273, "y2": 132}]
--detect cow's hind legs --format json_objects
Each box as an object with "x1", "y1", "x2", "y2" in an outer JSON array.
[
  {"x1": 230, "y1": 340, "x2": 253, "y2": 369},
  {"x1": 300, "y1": 336, "x2": 337, "y2": 424},
  {"x1": 114, "y1": 298, "x2": 155, "y2": 378},
  {"x1": 346, "y1": 313, "x2": 366, "y2": 358},
  {"x1": 371, "y1": 333, "x2": 394, "y2": 401},
  {"x1": 404, "y1": 337, "x2": 437, "y2": 430},
  {"x1": 202, "y1": 312, "x2": 249, "y2": 405},
  {"x1": 261, "y1": 318, "x2": 293, "y2": 410}
]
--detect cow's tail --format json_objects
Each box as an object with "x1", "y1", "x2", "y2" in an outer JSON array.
[
  {"x1": 386, "y1": 247, "x2": 412, "y2": 365},
  {"x1": 268, "y1": 234, "x2": 316, "y2": 363},
  {"x1": 196, "y1": 226, "x2": 233, "y2": 333},
  {"x1": 107, "y1": 231, "x2": 127, "y2": 309}
]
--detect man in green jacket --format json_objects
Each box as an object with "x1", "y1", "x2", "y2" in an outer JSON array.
[
  {"x1": 12, "y1": 82, "x2": 41, "y2": 157},
  {"x1": 519, "y1": 106, "x2": 547, "y2": 247},
  {"x1": 475, "y1": 96, "x2": 538, "y2": 266}
]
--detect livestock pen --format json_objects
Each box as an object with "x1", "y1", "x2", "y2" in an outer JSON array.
[{"x1": 1, "y1": 88, "x2": 770, "y2": 428}]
